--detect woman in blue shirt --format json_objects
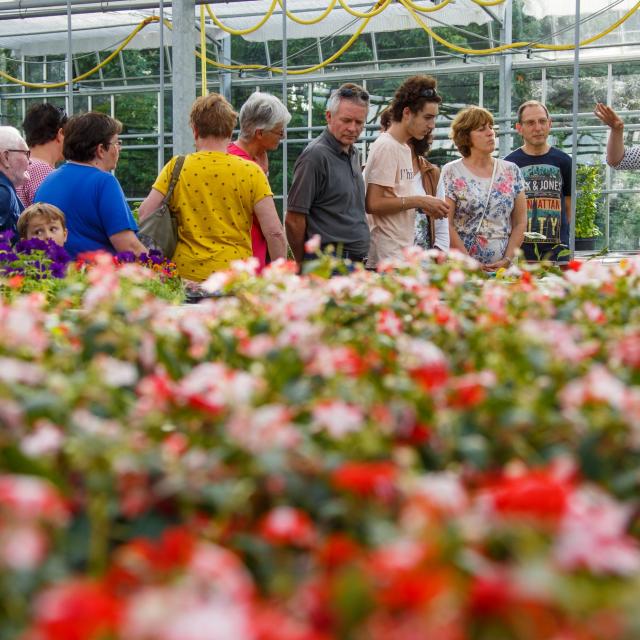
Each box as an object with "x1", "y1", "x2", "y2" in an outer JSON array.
[{"x1": 35, "y1": 112, "x2": 146, "y2": 258}]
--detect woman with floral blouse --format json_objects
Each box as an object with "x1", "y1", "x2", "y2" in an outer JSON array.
[{"x1": 441, "y1": 106, "x2": 526, "y2": 270}]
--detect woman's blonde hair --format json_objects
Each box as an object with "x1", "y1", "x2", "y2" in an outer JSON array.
[{"x1": 450, "y1": 106, "x2": 494, "y2": 157}]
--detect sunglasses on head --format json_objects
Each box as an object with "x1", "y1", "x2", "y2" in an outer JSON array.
[
  {"x1": 420, "y1": 88, "x2": 439, "y2": 99},
  {"x1": 337, "y1": 86, "x2": 369, "y2": 101}
]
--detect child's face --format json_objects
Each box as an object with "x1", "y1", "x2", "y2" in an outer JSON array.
[{"x1": 26, "y1": 215, "x2": 68, "y2": 246}]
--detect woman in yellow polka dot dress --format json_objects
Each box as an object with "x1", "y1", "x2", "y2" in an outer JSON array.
[{"x1": 139, "y1": 93, "x2": 286, "y2": 282}]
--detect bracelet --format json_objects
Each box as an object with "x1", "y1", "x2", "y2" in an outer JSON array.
[
  {"x1": 505, "y1": 256, "x2": 513, "y2": 266},
  {"x1": 401, "y1": 196, "x2": 406, "y2": 210}
]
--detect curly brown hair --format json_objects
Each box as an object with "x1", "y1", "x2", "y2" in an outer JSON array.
[
  {"x1": 388, "y1": 75, "x2": 441, "y2": 123},
  {"x1": 449, "y1": 106, "x2": 494, "y2": 157}
]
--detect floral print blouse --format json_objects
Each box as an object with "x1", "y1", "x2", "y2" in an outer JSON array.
[{"x1": 441, "y1": 158, "x2": 524, "y2": 264}]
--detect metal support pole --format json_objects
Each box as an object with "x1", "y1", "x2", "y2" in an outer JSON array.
[
  {"x1": 172, "y1": 0, "x2": 196, "y2": 154},
  {"x1": 569, "y1": 0, "x2": 581, "y2": 257},
  {"x1": 498, "y1": 0, "x2": 512, "y2": 156},
  {"x1": 158, "y1": 0, "x2": 166, "y2": 170},
  {"x1": 66, "y1": 0, "x2": 73, "y2": 114},
  {"x1": 281, "y1": 0, "x2": 288, "y2": 216},
  {"x1": 221, "y1": 36, "x2": 231, "y2": 102}
]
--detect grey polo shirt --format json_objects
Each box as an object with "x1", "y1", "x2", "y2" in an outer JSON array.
[{"x1": 287, "y1": 128, "x2": 370, "y2": 256}]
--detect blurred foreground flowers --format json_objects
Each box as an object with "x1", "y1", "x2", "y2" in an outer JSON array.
[{"x1": 1, "y1": 248, "x2": 640, "y2": 639}]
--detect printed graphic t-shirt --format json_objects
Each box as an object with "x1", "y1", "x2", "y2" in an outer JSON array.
[
  {"x1": 504, "y1": 147, "x2": 571, "y2": 260},
  {"x1": 364, "y1": 131, "x2": 416, "y2": 268}
]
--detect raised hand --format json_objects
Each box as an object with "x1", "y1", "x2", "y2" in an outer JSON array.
[{"x1": 594, "y1": 103, "x2": 624, "y2": 130}]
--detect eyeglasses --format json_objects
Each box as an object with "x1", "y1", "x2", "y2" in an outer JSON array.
[
  {"x1": 5, "y1": 149, "x2": 30, "y2": 159},
  {"x1": 337, "y1": 86, "x2": 369, "y2": 101},
  {"x1": 104, "y1": 139, "x2": 123, "y2": 149},
  {"x1": 267, "y1": 128, "x2": 285, "y2": 138}
]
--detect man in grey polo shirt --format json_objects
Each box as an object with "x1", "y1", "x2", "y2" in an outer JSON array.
[{"x1": 285, "y1": 83, "x2": 370, "y2": 264}]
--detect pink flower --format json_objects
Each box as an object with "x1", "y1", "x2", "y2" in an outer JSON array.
[
  {"x1": 259, "y1": 506, "x2": 317, "y2": 547},
  {"x1": 0, "y1": 474, "x2": 68, "y2": 525},
  {"x1": 554, "y1": 488, "x2": 640, "y2": 575},
  {"x1": 304, "y1": 234, "x2": 321, "y2": 254},
  {"x1": 226, "y1": 405, "x2": 301, "y2": 453},
  {"x1": 312, "y1": 400, "x2": 364, "y2": 438},
  {"x1": 376, "y1": 309, "x2": 402, "y2": 336},
  {"x1": 0, "y1": 524, "x2": 47, "y2": 570}
]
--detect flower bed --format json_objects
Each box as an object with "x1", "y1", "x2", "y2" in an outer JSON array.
[{"x1": 1, "y1": 249, "x2": 640, "y2": 639}]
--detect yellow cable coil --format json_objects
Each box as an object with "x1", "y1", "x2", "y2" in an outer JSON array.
[
  {"x1": 205, "y1": 0, "x2": 277, "y2": 36},
  {"x1": 0, "y1": 15, "x2": 160, "y2": 89},
  {"x1": 337, "y1": 0, "x2": 391, "y2": 18},
  {"x1": 401, "y1": 0, "x2": 454, "y2": 13},
  {"x1": 0, "y1": 1, "x2": 638, "y2": 88},
  {"x1": 401, "y1": 0, "x2": 640, "y2": 54},
  {"x1": 276, "y1": 0, "x2": 338, "y2": 26},
  {"x1": 198, "y1": 11, "x2": 372, "y2": 75}
]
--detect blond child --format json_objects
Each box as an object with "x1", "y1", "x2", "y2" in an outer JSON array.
[{"x1": 17, "y1": 202, "x2": 68, "y2": 246}]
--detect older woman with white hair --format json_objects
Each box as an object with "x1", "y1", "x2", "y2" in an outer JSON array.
[
  {"x1": 0, "y1": 126, "x2": 30, "y2": 236},
  {"x1": 228, "y1": 91, "x2": 291, "y2": 269}
]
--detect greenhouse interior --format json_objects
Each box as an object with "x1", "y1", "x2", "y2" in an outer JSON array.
[{"x1": 3, "y1": 2, "x2": 640, "y2": 639}]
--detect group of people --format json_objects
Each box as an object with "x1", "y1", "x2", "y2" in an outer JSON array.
[
  {"x1": 0, "y1": 78, "x2": 636, "y2": 280},
  {"x1": 287, "y1": 76, "x2": 567, "y2": 271}
]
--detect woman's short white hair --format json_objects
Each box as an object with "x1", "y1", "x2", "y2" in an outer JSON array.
[
  {"x1": 239, "y1": 91, "x2": 291, "y2": 140},
  {"x1": 0, "y1": 126, "x2": 25, "y2": 151}
]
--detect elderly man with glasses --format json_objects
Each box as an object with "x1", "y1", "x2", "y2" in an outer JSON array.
[
  {"x1": 286, "y1": 83, "x2": 371, "y2": 265},
  {"x1": 0, "y1": 126, "x2": 30, "y2": 236}
]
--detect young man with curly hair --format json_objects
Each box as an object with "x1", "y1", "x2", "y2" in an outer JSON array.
[{"x1": 364, "y1": 75, "x2": 449, "y2": 269}]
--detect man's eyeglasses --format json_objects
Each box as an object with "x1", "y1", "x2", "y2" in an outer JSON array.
[
  {"x1": 104, "y1": 140, "x2": 123, "y2": 149},
  {"x1": 337, "y1": 86, "x2": 369, "y2": 101},
  {"x1": 5, "y1": 149, "x2": 30, "y2": 160}
]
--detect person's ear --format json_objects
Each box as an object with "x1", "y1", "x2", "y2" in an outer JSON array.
[{"x1": 515, "y1": 122, "x2": 523, "y2": 135}]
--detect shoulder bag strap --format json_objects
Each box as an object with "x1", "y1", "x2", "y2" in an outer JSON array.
[
  {"x1": 162, "y1": 155, "x2": 186, "y2": 207},
  {"x1": 474, "y1": 158, "x2": 498, "y2": 235}
]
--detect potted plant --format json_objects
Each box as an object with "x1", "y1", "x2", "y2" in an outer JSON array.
[{"x1": 575, "y1": 163, "x2": 604, "y2": 251}]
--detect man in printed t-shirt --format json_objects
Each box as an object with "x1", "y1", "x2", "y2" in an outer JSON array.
[{"x1": 505, "y1": 100, "x2": 572, "y2": 261}]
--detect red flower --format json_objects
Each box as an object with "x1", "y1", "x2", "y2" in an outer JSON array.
[
  {"x1": 567, "y1": 259, "x2": 582, "y2": 271},
  {"x1": 468, "y1": 572, "x2": 514, "y2": 616},
  {"x1": 30, "y1": 579, "x2": 121, "y2": 640},
  {"x1": 376, "y1": 568, "x2": 448, "y2": 612},
  {"x1": 259, "y1": 506, "x2": 317, "y2": 547},
  {"x1": 481, "y1": 467, "x2": 573, "y2": 523},
  {"x1": 315, "y1": 533, "x2": 361, "y2": 571},
  {"x1": 331, "y1": 461, "x2": 397, "y2": 500},
  {"x1": 409, "y1": 361, "x2": 449, "y2": 392}
]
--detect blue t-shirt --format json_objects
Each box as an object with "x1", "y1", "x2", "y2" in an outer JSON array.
[
  {"x1": 35, "y1": 162, "x2": 137, "y2": 258},
  {"x1": 0, "y1": 171, "x2": 24, "y2": 238},
  {"x1": 504, "y1": 147, "x2": 572, "y2": 261}
]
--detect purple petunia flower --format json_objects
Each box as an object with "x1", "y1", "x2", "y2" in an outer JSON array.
[{"x1": 115, "y1": 251, "x2": 137, "y2": 263}]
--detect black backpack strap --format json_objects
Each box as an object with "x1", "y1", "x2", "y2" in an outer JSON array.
[{"x1": 162, "y1": 155, "x2": 186, "y2": 206}]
